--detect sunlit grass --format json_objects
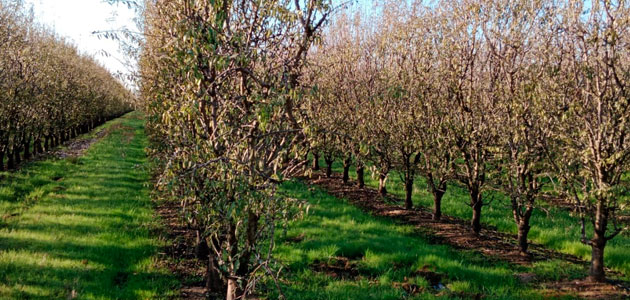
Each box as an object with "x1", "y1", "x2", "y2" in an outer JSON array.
[
  {"x1": 0, "y1": 112, "x2": 177, "y2": 299},
  {"x1": 265, "y1": 180, "x2": 579, "y2": 299},
  {"x1": 324, "y1": 160, "x2": 630, "y2": 279}
]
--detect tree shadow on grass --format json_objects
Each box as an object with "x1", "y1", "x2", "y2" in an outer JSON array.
[
  {"x1": 0, "y1": 114, "x2": 176, "y2": 299},
  {"x1": 268, "y1": 181, "x2": 542, "y2": 300}
]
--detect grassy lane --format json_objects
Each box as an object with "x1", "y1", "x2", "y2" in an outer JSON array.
[
  {"x1": 266, "y1": 181, "x2": 579, "y2": 300},
  {"x1": 325, "y1": 161, "x2": 630, "y2": 279},
  {"x1": 0, "y1": 112, "x2": 177, "y2": 299}
]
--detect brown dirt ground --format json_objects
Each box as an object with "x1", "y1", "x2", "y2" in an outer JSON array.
[
  {"x1": 155, "y1": 200, "x2": 208, "y2": 300},
  {"x1": 305, "y1": 172, "x2": 630, "y2": 299},
  {"x1": 4, "y1": 127, "x2": 109, "y2": 172},
  {"x1": 53, "y1": 129, "x2": 109, "y2": 159}
]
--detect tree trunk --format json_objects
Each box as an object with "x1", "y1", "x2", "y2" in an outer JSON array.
[
  {"x1": 589, "y1": 236, "x2": 606, "y2": 282},
  {"x1": 517, "y1": 221, "x2": 531, "y2": 254},
  {"x1": 470, "y1": 189, "x2": 483, "y2": 235},
  {"x1": 34, "y1": 138, "x2": 43, "y2": 155},
  {"x1": 325, "y1": 156, "x2": 333, "y2": 178},
  {"x1": 23, "y1": 138, "x2": 31, "y2": 160},
  {"x1": 312, "y1": 152, "x2": 320, "y2": 170},
  {"x1": 378, "y1": 173, "x2": 387, "y2": 196},
  {"x1": 195, "y1": 230, "x2": 209, "y2": 260},
  {"x1": 356, "y1": 166, "x2": 365, "y2": 188},
  {"x1": 589, "y1": 202, "x2": 608, "y2": 282},
  {"x1": 7, "y1": 150, "x2": 15, "y2": 170},
  {"x1": 404, "y1": 176, "x2": 413, "y2": 210},
  {"x1": 13, "y1": 148, "x2": 21, "y2": 166},
  {"x1": 206, "y1": 237, "x2": 226, "y2": 293},
  {"x1": 226, "y1": 279, "x2": 239, "y2": 300},
  {"x1": 44, "y1": 136, "x2": 50, "y2": 151},
  {"x1": 512, "y1": 202, "x2": 534, "y2": 254},
  {"x1": 206, "y1": 254, "x2": 224, "y2": 293},
  {"x1": 0, "y1": 150, "x2": 4, "y2": 171},
  {"x1": 342, "y1": 157, "x2": 351, "y2": 183},
  {"x1": 32, "y1": 138, "x2": 39, "y2": 155},
  {"x1": 433, "y1": 190, "x2": 444, "y2": 221}
]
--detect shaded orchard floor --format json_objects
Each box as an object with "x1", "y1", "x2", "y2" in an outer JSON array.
[{"x1": 0, "y1": 112, "x2": 177, "y2": 299}]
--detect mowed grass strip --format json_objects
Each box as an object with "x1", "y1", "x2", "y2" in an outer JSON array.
[
  {"x1": 0, "y1": 112, "x2": 177, "y2": 299},
  {"x1": 324, "y1": 161, "x2": 630, "y2": 280},
  {"x1": 267, "y1": 180, "x2": 580, "y2": 300}
]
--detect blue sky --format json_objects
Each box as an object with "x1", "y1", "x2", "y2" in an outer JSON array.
[{"x1": 24, "y1": 0, "x2": 138, "y2": 79}]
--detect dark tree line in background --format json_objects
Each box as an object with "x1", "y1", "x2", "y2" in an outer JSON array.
[
  {"x1": 139, "y1": 0, "x2": 630, "y2": 298},
  {"x1": 0, "y1": 0, "x2": 133, "y2": 171}
]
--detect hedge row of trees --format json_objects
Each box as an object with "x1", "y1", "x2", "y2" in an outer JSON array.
[
  {"x1": 307, "y1": 0, "x2": 630, "y2": 283},
  {"x1": 0, "y1": 0, "x2": 133, "y2": 170},
  {"x1": 140, "y1": 0, "x2": 332, "y2": 299}
]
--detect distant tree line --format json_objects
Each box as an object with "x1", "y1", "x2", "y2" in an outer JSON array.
[{"x1": 0, "y1": 0, "x2": 133, "y2": 170}]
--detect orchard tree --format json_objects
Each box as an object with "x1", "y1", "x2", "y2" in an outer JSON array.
[
  {"x1": 436, "y1": 0, "x2": 499, "y2": 234},
  {"x1": 0, "y1": 0, "x2": 131, "y2": 171},
  {"x1": 550, "y1": 0, "x2": 630, "y2": 282},
  {"x1": 307, "y1": 11, "x2": 368, "y2": 183},
  {"x1": 405, "y1": 3, "x2": 455, "y2": 217},
  {"x1": 483, "y1": 0, "x2": 557, "y2": 255},
  {"x1": 141, "y1": 0, "x2": 331, "y2": 298}
]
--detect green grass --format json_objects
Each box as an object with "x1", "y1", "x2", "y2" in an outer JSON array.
[
  {"x1": 264, "y1": 180, "x2": 581, "y2": 299},
  {"x1": 0, "y1": 112, "x2": 178, "y2": 299},
  {"x1": 324, "y1": 160, "x2": 630, "y2": 280}
]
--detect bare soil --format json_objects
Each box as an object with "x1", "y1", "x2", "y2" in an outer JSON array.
[
  {"x1": 544, "y1": 279, "x2": 630, "y2": 299},
  {"x1": 54, "y1": 128, "x2": 109, "y2": 159},
  {"x1": 155, "y1": 199, "x2": 208, "y2": 300},
  {"x1": 311, "y1": 256, "x2": 362, "y2": 280}
]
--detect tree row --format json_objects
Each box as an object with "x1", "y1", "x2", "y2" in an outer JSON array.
[
  {"x1": 0, "y1": 0, "x2": 133, "y2": 170},
  {"x1": 306, "y1": 0, "x2": 630, "y2": 283}
]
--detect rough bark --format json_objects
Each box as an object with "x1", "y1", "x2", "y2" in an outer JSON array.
[
  {"x1": 589, "y1": 201, "x2": 609, "y2": 282},
  {"x1": 356, "y1": 166, "x2": 365, "y2": 188},
  {"x1": 226, "y1": 279, "x2": 239, "y2": 300},
  {"x1": 206, "y1": 236, "x2": 226, "y2": 293},
  {"x1": 33, "y1": 138, "x2": 43, "y2": 155},
  {"x1": 23, "y1": 137, "x2": 30, "y2": 160},
  {"x1": 195, "y1": 230, "x2": 209, "y2": 260},
  {"x1": 342, "y1": 157, "x2": 351, "y2": 183},
  {"x1": 517, "y1": 221, "x2": 531, "y2": 254},
  {"x1": 432, "y1": 189, "x2": 445, "y2": 221},
  {"x1": 470, "y1": 189, "x2": 483, "y2": 235},
  {"x1": 589, "y1": 236, "x2": 606, "y2": 282},
  {"x1": 513, "y1": 202, "x2": 534, "y2": 254},
  {"x1": 7, "y1": 150, "x2": 15, "y2": 170},
  {"x1": 312, "y1": 152, "x2": 320, "y2": 170},
  {"x1": 324, "y1": 155, "x2": 334, "y2": 178},
  {"x1": 426, "y1": 174, "x2": 447, "y2": 221},
  {"x1": 13, "y1": 146, "x2": 21, "y2": 165}
]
